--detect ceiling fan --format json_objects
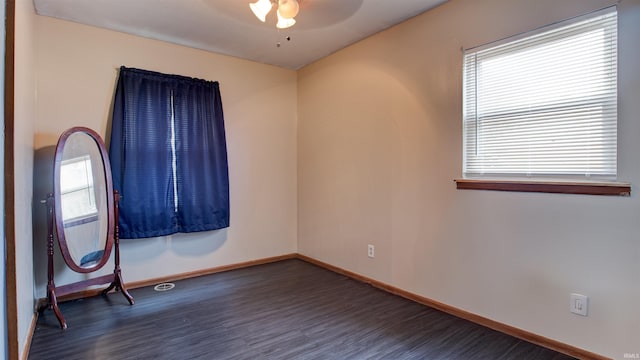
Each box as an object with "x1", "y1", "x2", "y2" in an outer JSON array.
[
  {"x1": 248, "y1": 0, "x2": 365, "y2": 30},
  {"x1": 250, "y1": 0, "x2": 300, "y2": 29}
]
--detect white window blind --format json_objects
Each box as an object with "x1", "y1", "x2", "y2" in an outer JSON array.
[
  {"x1": 60, "y1": 155, "x2": 97, "y2": 222},
  {"x1": 463, "y1": 7, "x2": 617, "y2": 180}
]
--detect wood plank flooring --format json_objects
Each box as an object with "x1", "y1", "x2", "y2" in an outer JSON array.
[{"x1": 29, "y1": 259, "x2": 575, "y2": 360}]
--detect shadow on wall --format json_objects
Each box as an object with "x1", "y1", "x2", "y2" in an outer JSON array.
[
  {"x1": 32, "y1": 145, "x2": 56, "y2": 300},
  {"x1": 33, "y1": 144, "x2": 97, "y2": 299},
  {"x1": 33, "y1": 134, "x2": 229, "y2": 299},
  {"x1": 117, "y1": 229, "x2": 227, "y2": 262},
  {"x1": 169, "y1": 229, "x2": 227, "y2": 256}
]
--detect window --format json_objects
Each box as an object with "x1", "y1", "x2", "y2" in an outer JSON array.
[{"x1": 462, "y1": 7, "x2": 617, "y2": 182}]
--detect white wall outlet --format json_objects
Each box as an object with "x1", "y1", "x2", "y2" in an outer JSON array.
[
  {"x1": 570, "y1": 293, "x2": 588, "y2": 316},
  {"x1": 367, "y1": 244, "x2": 375, "y2": 258}
]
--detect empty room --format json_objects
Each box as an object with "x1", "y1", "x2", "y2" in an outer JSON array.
[{"x1": 2, "y1": 0, "x2": 639, "y2": 359}]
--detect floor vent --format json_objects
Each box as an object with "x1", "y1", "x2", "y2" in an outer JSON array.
[{"x1": 153, "y1": 283, "x2": 175, "y2": 292}]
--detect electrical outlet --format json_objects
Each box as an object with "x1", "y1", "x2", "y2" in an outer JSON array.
[
  {"x1": 570, "y1": 293, "x2": 588, "y2": 316},
  {"x1": 367, "y1": 244, "x2": 375, "y2": 258}
]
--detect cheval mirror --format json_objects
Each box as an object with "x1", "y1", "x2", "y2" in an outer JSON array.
[{"x1": 45, "y1": 127, "x2": 134, "y2": 329}]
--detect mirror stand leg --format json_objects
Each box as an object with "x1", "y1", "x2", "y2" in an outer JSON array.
[
  {"x1": 47, "y1": 287, "x2": 67, "y2": 329},
  {"x1": 104, "y1": 190, "x2": 134, "y2": 305},
  {"x1": 45, "y1": 194, "x2": 66, "y2": 329},
  {"x1": 116, "y1": 270, "x2": 135, "y2": 305},
  {"x1": 101, "y1": 270, "x2": 135, "y2": 305}
]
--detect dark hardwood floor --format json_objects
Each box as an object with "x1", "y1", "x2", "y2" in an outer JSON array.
[{"x1": 29, "y1": 259, "x2": 575, "y2": 360}]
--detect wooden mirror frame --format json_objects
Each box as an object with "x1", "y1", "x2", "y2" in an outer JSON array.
[
  {"x1": 45, "y1": 126, "x2": 134, "y2": 329},
  {"x1": 53, "y1": 127, "x2": 114, "y2": 273}
]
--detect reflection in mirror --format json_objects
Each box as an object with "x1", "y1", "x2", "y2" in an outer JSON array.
[
  {"x1": 60, "y1": 155, "x2": 97, "y2": 222},
  {"x1": 59, "y1": 132, "x2": 109, "y2": 269}
]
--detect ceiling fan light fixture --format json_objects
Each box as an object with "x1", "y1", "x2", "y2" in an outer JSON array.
[
  {"x1": 249, "y1": 0, "x2": 273, "y2": 22},
  {"x1": 276, "y1": 10, "x2": 296, "y2": 29},
  {"x1": 277, "y1": 0, "x2": 299, "y2": 19}
]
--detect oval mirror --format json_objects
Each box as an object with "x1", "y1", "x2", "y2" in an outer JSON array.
[{"x1": 54, "y1": 127, "x2": 114, "y2": 273}]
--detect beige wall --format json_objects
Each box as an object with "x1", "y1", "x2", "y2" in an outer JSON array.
[
  {"x1": 15, "y1": 0, "x2": 37, "y2": 357},
  {"x1": 298, "y1": 0, "x2": 640, "y2": 358},
  {"x1": 32, "y1": 16, "x2": 298, "y2": 298}
]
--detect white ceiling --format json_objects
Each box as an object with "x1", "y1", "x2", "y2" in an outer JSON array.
[{"x1": 33, "y1": 0, "x2": 447, "y2": 69}]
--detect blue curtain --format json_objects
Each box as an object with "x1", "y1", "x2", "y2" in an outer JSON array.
[{"x1": 109, "y1": 67, "x2": 229, "y2": 239}]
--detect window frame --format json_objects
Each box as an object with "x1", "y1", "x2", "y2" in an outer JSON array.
[{"x1": 457, "y1": 7, "x2": 629, "y2": 196}]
